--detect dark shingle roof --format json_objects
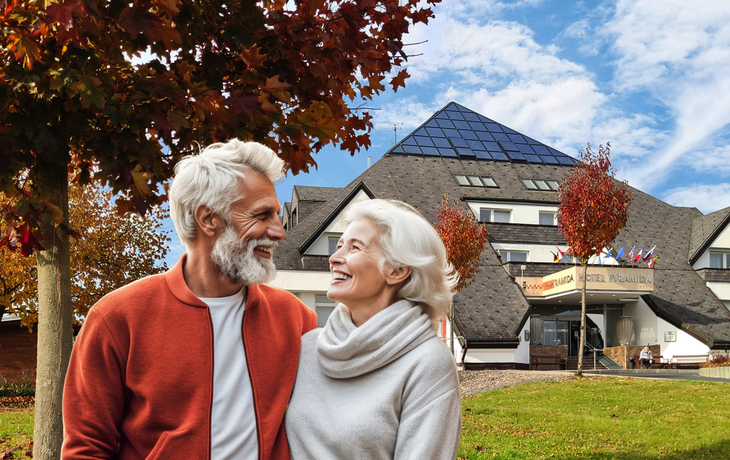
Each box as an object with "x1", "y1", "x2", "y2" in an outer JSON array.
[
  {"x1": 275, "y1": 102, "x2": 730, "y2": 348},
  {"x1": 293, "y1": 185, "x2": 341, "y2": 202},
  {"x1": 689, "y1": 206, "x2": 730, "y2": 264}
]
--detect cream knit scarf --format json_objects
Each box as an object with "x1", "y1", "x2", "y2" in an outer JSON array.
[{"x1": 316, "y1": 299, "x2": 435, "y2": 379}]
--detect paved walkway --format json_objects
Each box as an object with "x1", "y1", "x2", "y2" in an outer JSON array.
[
  {"x1": 458, "y1": 368, "x2": 729, "y2": 395},
  {"x1": 582, "y1": 368, "x2": 730, "y2": 383}
]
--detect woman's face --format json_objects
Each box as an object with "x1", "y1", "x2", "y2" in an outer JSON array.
[{"x1": 327, "y1": 218, "x2": 389, "y2": 312}]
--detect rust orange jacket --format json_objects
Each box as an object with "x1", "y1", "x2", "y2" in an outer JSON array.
[{"x1": 62, "y1": 256, "x2": 318, "y2": 460}]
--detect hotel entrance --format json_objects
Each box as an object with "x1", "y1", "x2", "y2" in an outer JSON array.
[{"x1": 532, "y1": 314, "x2": 604, "y2": 357}]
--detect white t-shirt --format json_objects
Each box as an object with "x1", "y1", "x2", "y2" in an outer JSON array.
[{"x1": 200, "y1": 288, "x2": 258, "y2": 460}]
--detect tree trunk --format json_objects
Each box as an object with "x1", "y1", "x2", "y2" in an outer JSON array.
[
  {"x1": 33, "y1": 159, "x2": 73, "y2": 460},
  {"x1": 575, "y1": 262, "x2": 588, "y2": 377}
]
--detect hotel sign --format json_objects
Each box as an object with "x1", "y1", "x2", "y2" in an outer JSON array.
[{"x1": 531, "y1": 266, "x2": 653, "y2": 297}]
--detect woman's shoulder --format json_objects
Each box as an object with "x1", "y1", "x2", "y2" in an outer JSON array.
[
  {"x1": 404, "y1": 336, "x2": 458, "y2": 379},
  {"x1": 301, "y1": 328, "x2": 320, "y2": 347}
]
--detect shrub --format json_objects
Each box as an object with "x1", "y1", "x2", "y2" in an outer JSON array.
[
  {"x1": 0, "y1": 376, "x2": 35, "y2": 397},
  {"x1": 700, "y1": 353, "x2": 730, "y2": 368}
]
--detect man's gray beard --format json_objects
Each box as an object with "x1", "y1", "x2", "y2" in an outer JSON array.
[{"x1": 210, "y1": 226, "x2": 278, "y2": 286}]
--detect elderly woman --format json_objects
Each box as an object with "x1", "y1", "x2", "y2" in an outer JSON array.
[{"x1": 285, "y1": 199, "x2": 462, "y2": 460}]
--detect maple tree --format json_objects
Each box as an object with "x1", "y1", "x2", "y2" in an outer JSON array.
[
  {"x1": 1, "y1": 0, "x2": 439, "y2": 457},
  {"x1": 0, "y1": 183, "x2": 170, "y2": 330},
  {"x1": 435, "y1": 194, "x2": 489, "y2": 292},
  {"x1": 557, "y1": 143, "x2": 632, "y2": 377},
  {"x1": 435, "y1": 194, "x2": 488, "y2": 355}
]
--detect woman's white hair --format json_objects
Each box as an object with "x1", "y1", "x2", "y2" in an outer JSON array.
[
  {"x1": 169, "y1": 139, "x2": 284, "y2": 249},
  {"x1": 344, "y1": 199, "x2": 458, "y2": 328}
]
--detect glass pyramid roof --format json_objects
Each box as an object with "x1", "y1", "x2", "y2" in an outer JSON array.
[{"x1": 387, "y1": 102, "x2": 576, "y2": 166}]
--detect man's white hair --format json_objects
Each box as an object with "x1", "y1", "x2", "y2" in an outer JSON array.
[
  {"x1": 169, "y1": 139, "x2": 284, "y2": 249},
  {"x1": 343, "y1": 199, "x2": 458, "y2": 328}
]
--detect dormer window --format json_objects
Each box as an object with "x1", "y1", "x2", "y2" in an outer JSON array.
[
  {"x1": 710, "y1": 251, "x2": 730, "y2": 269},
  {"x1": 454, "y1": 174, "x2": 498, "y2": 188}
]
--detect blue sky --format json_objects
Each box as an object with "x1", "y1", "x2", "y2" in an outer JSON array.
[{"x1": 166, "y1": 0, "x2": 730, "y2": 264}]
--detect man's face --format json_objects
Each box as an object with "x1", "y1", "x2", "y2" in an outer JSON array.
[{"x1": 210, "y1": 172, "x2": 285, "y2": 286}]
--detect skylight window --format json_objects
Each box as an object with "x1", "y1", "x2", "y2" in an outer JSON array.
[
  {"x1": 453, "y1": 174, "x2": 499, "y2": 188},
  {"x1": 521, "y1": 178, "x2": 560, "y2": 191},
  {"x1": 521, "y1": 178, "x2": 538, "y2": 190},
  {"x1": 454, "y1": 175, "x2": 470, "y2": 186},
  {"x1": 534, "y1": 179, "x2": 551, "y2": 191}
]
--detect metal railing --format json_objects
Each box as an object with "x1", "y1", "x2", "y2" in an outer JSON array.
[{"x1": 584, "y1": 342, "x2": 601, "y2": 370}]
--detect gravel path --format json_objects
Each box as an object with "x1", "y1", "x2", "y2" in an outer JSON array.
[{"x1": 459, "y1": 369, "x2": 573, "y2": 395}]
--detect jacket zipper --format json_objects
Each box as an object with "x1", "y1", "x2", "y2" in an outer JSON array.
[
  {"x1": 241, "y1": 307, "x2": 263, "y2": 460},
  {"x1": 206, "y1": 307, "x2": 215, "y2": 460}
]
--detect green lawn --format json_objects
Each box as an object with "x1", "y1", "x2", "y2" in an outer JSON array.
[
  {"x1": 459, "y1": 376, "x2": 730, "y2": 459},
  {"x1": 0, "y1": 407, "x2": 33, "y2": 458},
  {"x1": 2, "y1": 377, "x2": 729, "y2": 459}
]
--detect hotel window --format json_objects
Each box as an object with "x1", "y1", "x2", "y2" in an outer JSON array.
[
  {"x1": 709, "y1": 251, "x2": 730, "y2": 269},
  {"x1": 453, "y1": 174, "x2": 498, "y2": 188},
  {"x1": 501, "y1": 251, "x2": 528, "y2": 263},
  {"x1": 539, "y1": 211, "x2": 557, "y2": 226},
  {"x1": 315, "y1": 294, "x2": 336, "y2": 327},
  {"x1": 480, "y1": 208, "x2": 510, "y2": 223},
  {"x1": 328, "y1": 236, "x2": 340, "y2": 255}
]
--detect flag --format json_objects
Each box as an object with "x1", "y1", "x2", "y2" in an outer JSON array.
[
  {"x1": 648, "y1": 256, "x2": 658, "y2": 268},
  {"x1": 556, "y1": 247, "x2": 565, "y2": 259},
  {"x1": 634, "y1": 246, "x2": 644, "y2": 263},
  {"x1": 627, "y1": 246, "x2": 635, "y2": 262},
  {"x1": 604, "y1": 247, "x2": 614, "y2": 259},
  {"x1": 643, "y1": 245, "x2": 656, "y2": 262},
  {"x1": 615, "y1": 244, "x2": 625, "y2": 260},
  {"x1": 595, "y1": 250, "x2": 602, "y2": 265},
  {"x1": 551, "y1": 251, "x2": 559, "y2": 262}
]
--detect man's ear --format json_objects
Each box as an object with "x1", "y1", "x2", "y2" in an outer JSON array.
[
  {"x1": 194, "y1": 204, "x2": 224, "y2": 238},
  {"x1": 385, "y1": 265, "x2": 412, "y2": 286}
]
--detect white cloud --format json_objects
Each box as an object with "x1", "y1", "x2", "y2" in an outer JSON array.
[
  {"x1": 680, "y1": 144, "x2": 730, "y2": 174},
  {"x1": 405, "y1": 17, "x2": 587, "y2": 86},
  {"x1": 591, "y1": 114, "x2": 668, "y2": 160},
  {"x1": 661, "y1": 184, "x2": 730, "y2": 214},
  {"x1": 604, "y1": 0, "x2": 730, "y2": 190}
]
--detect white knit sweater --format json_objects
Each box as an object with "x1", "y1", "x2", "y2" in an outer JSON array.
[{"x1": 285, "y1": 300, "x2": 462, "y2": 460}]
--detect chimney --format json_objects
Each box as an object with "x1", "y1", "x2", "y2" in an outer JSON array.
[{"x1": 367, "y1": 156, "x2": 373, "y2": 169}]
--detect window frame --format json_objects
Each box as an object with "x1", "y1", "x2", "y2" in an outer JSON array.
[
  {"x1": 709, "y1": 251, "x2": 730, "y2": 269},
  {"x1": 479, "y1": 208, "x2": 511, "y2": 223},
  {"x1": 539, "y1": 211, "x2": 557, "y2": 226},
  {"x1": 328, "y1": 236, "x2": 340, "y2": 255},
  {"x1": 501, "y1": 250, "x2": 528, "y2": 263},
  {"x1": 453, "y1": 173, "x2": 499, "y2": 188},
  {"x1": 314, "y1": 294, "x2": 337, "y2": 327}
]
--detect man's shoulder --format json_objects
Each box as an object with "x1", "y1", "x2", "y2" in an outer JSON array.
[{"x1": 92, "y1": 271, "x2": 170, "y2": 315}]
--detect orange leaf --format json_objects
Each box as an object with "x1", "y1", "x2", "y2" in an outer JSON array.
[{"x1": 241, "y1": 45, "x2": 267, "y2": 69}]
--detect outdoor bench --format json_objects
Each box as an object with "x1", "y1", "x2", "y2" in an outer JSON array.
[
  {"x1": 632, "y1": 355, "x2": 667, "y2": 369},
  {"x1": 530, "y1": 354, "x2": 567, "y2": 370},
  {"x1": 669, "y1": 354, "x2": 709, "y2": 369}
]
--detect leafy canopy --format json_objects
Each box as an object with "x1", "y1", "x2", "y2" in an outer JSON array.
[
  {"x1": 435, "y1": 194, "x2": 489, "y2": 292},
  {"x1": 0, "y1": 0, "x2": 440, "y2": 247},
  {"x1": 557, "y1": 143, "x2": 632, "y2": 264},
  {"x1": 0, "y1": 183, "x2": 170, "y2": 330}
]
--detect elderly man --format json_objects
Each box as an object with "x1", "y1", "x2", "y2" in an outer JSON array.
[
  {"x1": 62, "y1": 140, "x2": 317, "y2": 460},
  {"x1": 639, "y1": 346, "x2": 654, "y2": 369}
]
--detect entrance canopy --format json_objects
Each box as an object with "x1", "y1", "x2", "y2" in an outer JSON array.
[{"x1": 521, "y1": 266, "x2": 654, "y2": 305}]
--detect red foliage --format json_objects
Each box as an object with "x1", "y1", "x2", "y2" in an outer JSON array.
[
  {"x1": 0, "y1": 0, "x2": 441, "y2": 250},
  {"x1": 435, "y1": 194, "x2": 489, "y2": 291},
  {"x1": 557, "y1": 143, "x2": 632, "y2": 264}
]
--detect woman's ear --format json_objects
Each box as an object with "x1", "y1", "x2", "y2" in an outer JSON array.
[
  {"x1": 194, "y1": 204, "x2": 223, "y2": 238},
  {"x1": 385, "y1": 265, "x2": 412, "y2": 286}
]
